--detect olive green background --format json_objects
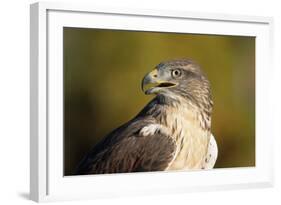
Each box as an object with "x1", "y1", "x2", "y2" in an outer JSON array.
[{"x1": 63, "y1": 27, "x2": 255, "y2": 176}]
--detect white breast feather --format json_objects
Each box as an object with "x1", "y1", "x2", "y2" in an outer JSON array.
[
  {"x1": 164, "y1": 104, "x2": 211, "y2": 170},
  {"x1": 202, "y1": 134, "x2": 218, "y2": 169}
]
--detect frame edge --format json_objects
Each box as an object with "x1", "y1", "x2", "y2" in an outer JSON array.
[
  {"x1": 30, "y1": 2, "x2": 39, "y2": 202},
  {"x1": 30, "y1": 2, "x2": 48, "y2": 202}
]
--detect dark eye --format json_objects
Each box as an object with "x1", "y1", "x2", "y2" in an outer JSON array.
[{"x1": 172, "y1": 69, "x2": 181, "y2": 78}]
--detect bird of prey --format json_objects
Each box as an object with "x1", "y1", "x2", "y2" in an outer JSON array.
[{"x1": 75, "y1": 59, "x2": 218, "y2": 175}]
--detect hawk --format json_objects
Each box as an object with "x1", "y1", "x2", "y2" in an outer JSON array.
[{"x1": 75, "y1": 59, "x2": 218, "y2": 174}]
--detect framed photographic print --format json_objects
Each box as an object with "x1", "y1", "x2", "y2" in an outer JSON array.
[{"x1": 30, "y1": 2, "x2": 274, "y2": 202}]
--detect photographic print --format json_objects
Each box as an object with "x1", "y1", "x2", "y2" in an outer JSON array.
[{"x1": 63, "y1": 28, "x2": 255, "y2": 176}]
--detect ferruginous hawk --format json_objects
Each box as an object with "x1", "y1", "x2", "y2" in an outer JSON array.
[{"x1": 75, "y1": 59, "x2": 218, "y2": 174}]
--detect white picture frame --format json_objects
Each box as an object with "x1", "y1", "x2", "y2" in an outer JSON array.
[{"x1": 30, "y1": 2, "x2": 274, "y2": 202}]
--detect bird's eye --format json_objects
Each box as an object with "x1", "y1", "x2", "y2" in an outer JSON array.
[{"x1": 172, "y1": 69, "x2": 181, "y2": 78}]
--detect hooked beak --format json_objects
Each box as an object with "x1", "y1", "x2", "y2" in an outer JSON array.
[{"x1": 141, "y1": 69, "x2": 177, "y2": 95}]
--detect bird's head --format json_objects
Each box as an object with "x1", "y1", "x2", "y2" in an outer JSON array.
[{"x1": 142, "y1": 59, "x2": 213, "y2": 110}]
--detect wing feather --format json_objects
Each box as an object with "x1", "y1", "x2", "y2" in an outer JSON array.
[{"x1": 75, "y1": 119, "x2": 176, "y2": 175}]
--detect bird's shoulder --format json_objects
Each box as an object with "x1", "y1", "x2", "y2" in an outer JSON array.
[
  {"x1": 94, "y1": 116, "x2": 175, "y2": 155},
  {"x1": 75, "y1": 116, "x2": 176, "y2": 174}
]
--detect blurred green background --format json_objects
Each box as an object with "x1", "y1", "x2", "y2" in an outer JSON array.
[{"x1": 63, "y1": 27, "x2": 255, "y2": 176}]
